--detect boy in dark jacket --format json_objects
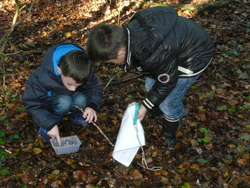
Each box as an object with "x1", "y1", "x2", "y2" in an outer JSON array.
[
  {"x1": 86, "y1": 6, "x2": 214, "y2": 150},
  {"x1": 23, "y1": 43, "x2": 103, "y2": 145}
]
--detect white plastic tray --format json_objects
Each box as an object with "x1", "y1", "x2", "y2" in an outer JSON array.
[{"x1": 50, "y1": 135, "x2": 81, "y2": 155}]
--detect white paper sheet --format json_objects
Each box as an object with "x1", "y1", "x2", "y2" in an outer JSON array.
[{"x1": 112, "y1": 102, "x2": 146, "y2": 167}]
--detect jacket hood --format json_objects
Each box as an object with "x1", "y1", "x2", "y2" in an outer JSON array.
[{"x1": 41, "y1": 43, "x2": 83, "y2": 75}]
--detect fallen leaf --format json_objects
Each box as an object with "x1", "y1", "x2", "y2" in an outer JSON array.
[
  {"x1": 130, "y1": 169, "x2": 142, "y2": 179},
  {"x1": 33, "y1": 147, "x2": 42, "y2": 154}
]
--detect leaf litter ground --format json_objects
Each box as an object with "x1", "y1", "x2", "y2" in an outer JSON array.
[{"x1": 0, "y1": 0, "x2": 249, "y2": 187}]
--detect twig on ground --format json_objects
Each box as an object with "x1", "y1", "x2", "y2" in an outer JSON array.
[
  {"x1": 103, "y1": 75, "x2": 115, "y2": 91},
  {"x1": 102, "y1": 73, "x2": 145, "y2": 88},
  {"x1": 73, "y1": 105, "x2": 114, "y2": 147},
  {"x1": 1, "y1": 146, "x2": 12, "y2": 154}
]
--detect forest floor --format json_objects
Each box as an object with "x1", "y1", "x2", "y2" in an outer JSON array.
[{"x1": 0, "y1": 0, "x2": 250, "y2": 187}]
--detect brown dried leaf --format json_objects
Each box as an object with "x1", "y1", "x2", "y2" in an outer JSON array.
[
  {"x1": 129, "y1": 169, "x2": 142, "y2": 180},
  {"x1": 73, "y1": 170, "x2": 86, "y2": 181}
]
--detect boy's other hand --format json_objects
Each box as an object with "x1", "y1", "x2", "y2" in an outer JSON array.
[
  {"x1": 83, "y1": 107, "x2": 97, "y2": 123},
  {"x1": 138, "y1": 104, "x2": 147, "y2": 121},
  {"x1": 47, "y1": 125, "x2": 61, "y2": 146}
]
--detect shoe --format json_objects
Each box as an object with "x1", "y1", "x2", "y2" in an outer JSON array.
[
  {"x1": 70, "y1": 116, "x2": 89, "y2": 126},
  {"x1": 68, "y1": 113, "x2": 89, "y2": 126},
  {"x1": 161, "y1": 116, "x2": 180, "y2": 149},
  {"x1": 37, "y1": 128, "x2": 51, "y2": 142},
  {"x1": 147, "y1": 107, "x2": 163, "y2": 118}
]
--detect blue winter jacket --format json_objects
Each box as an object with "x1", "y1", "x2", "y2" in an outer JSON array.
[{"x1": 22, "y1": 43, "x2": 103, "y2": 130}]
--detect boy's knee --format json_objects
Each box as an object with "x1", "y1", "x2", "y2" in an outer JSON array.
[
  {"x1": 160, "y1": 104, "x2": 186, "y2": 120},
  {"x1": 73, "y1": 93, "x2": 87, "y2": 108},
  {"x1": 55, "y1": 95, "x2": 73, "y2": 114}
]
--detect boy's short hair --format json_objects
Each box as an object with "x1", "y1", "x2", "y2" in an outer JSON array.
[
  {"x1": 87, "y1": 24, "x2": 125, "y2": 63},
  {"x1": 59, "y1": 50, "x2": 91, "y2": 84}
]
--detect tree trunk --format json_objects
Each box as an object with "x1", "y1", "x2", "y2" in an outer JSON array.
[{"x1": 139, "y1": 0, "x2": 235, "y2": 12}]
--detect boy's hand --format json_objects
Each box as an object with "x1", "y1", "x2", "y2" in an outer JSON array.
[
  {"x1": 47, "y1": 125, "x2": 61, "y2": 146},
  {"x1": 83, "y1": 107, "x2": 97, "y2": 123},
  {"x1": 138, "y1": 104, "x2": 147, "y2": 121}
]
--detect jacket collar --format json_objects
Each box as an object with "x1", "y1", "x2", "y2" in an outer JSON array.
[
  {"x1": 124, "y1": 27, "x2": 131, "y2": 72},
  {"x1": 124, "y1": 27, "x2": 144, "y2": 72}
]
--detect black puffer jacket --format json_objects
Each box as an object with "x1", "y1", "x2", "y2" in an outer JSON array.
[
  {"x1": 23, "y1": 43, "x2": 103, "y2": 130},
  {"x1": 123, "y1": 6, "x2": 214, "y2": 110}
]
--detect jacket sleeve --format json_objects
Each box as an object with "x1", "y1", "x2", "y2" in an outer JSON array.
[
  {"x1": 22, "y1": 73, "x2": 59, "y2": 131},
  {"x1": 142, "y1": 53, "x2": 180, "y2": 110},
  {"x1": 80, "y1": 69, "x2": 103, "y2": 111}
]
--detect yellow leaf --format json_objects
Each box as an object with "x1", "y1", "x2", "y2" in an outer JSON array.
[
  {"x1": 159, "y1": 169, "x2": 168, "y2": 175},
  {"x1": 65, "y1": 32, "x2": 72, "y2": 38},
  {"x1": 223, "y1": 171, "x2": 228, "y2": 177},
  {"x1": 244, "y1": 85, "x2": 250, "y2": 89},
  {"x1": 160, "y1": 176, "x2": 168, "y2": 184},
  {"x1": 99, "y1": 113, "x2": 107, "y2": 120},
  {"x1": 190, "y1": 139, "x2": 199, "y2": 147},
  {"x1": 198, "y1": 105, "x2": 204, "y2": 110},
  {"x1": 33, "y1": 147, "x2": 42, "y2": 154},
  {"x1": 154, "y1": 170, "x2": 161, "y2": 175},
  {"x1": 42, "y1": 31, "x2": 48, "y2": 36},
  {"x1": 211, "y1": 85, "x2": 216, "y2": 91},
  {"x1": 190, "y1": 122, "x2": 198, "y2": 127},
  {"x1": 7, "y1": 68, "x2": 14, "y2": 72},
  {"x1": 52, "y1": 170, "x2": 60, "y2": 175},
  {"x1": 155, "y1": 168, "x2": 171, "y2": 176},
  {"x1": 189, "y1": 164, "x2": 200, "y2": 171},
  {"x1": 177, "y1": 167, "x2": 187, "y2": 173},
  {"x1": 112, "y1": 119, "x2": 119, "y2": 125},
  {"x1": 6, "y1": 103, "x2": 14, "y2": 108},
  {"x1": 152, "y1": 150, "x2": 159, "y2": 157}
]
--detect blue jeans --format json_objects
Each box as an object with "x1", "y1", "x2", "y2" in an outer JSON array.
[
  {"x1": 37, "y1": 92, "x2": 87, "y2": 141},
  {"x1": 43, "y1": 91, "x2": 87, "y2": 116},
  {"x1": 145, "y1": 75, "x2": 199, "y2": 119}
]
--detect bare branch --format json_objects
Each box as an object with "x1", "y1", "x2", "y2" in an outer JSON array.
[{"x1": 0, "y1": 0, "x2": 36, "y2": 51}]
